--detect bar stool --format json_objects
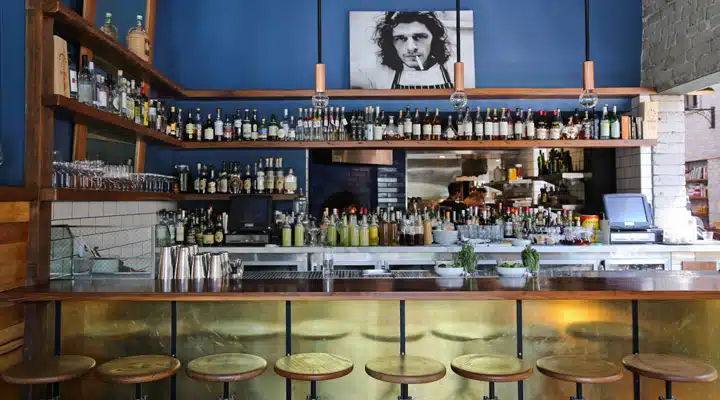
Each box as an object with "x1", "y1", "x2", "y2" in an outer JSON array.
[
  {"x1": 186, "y1": 353, "x2": 267, "y2": 400},
  {"x1": 96, "y1": 355, "x2": 181, "y2": 400},
  {"x1": 451, "y1": 354, "x2": 533, "y2": 400},
  {"x1": 365, "y1": 355, "x2": 446, "y2": 400},
  {"x1": 536, "y1": 355, "x2": 623, "y2": 400},
  {"x1": 1, "y1": 355, "x2": 96, "y2": 399},
  {"x1": 274, "y1": 353, "x2": 353, "y2": 400},
  {"x1": 622, "y1": 353, "x2": 718, "y2": 400}
]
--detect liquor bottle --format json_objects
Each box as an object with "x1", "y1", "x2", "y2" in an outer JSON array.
[
  {"x1": 251, "y1": 109, "x2": 259, "y2": 140},
  {"x1": 229, "y1": 163, "x2": 241, "y2": 194},
  {"x1": 148, "y1": 98, "x2": 157, "y2": 126},
  {"x1": 202, "y1": 213, "x2": 215, "y2": 246},
  {"x1": 295, "y1": 108, "x2": 305, "y2": 140},
  {"x1": 514, "y1": 109, "x2": 524, "y2": 140},
  {"x1": 374, "y1": 106, "x2": 383, "y2": 141},
  {"x1": 127, "y1": 80, "x2": 136, "y2": 122},
  {"x1": 88, "y1": 61, "x2": 97, "y2": 106},
  {"x1": 489, "y1": 108, "x2": 498, "y2": 140},
  {"x1": 193, "y1": 163, "x2": 202, "y2": 193},
  {"x1": 140, "y1": 86, "x2": 149, "y2": 126},
  {"x1": 288, "y1": 116, "x2": 297, "y2": 141},
  {"x1": 581, "y1": 110, "x2": 592, "y2": 139},
  {"x1": 610, "y1": 105, "x2": 620, "y2": 139},
  {"x1": 339, "y1": 106, "x2": 348, "y2": 141},
  {"x1": 176, "y1": 108, "x2": 185, "y2": 139},
  {"x1": 431, "y1": 108, "x2": 441, "y2": 140},
  {"x1": 383, "y1": 115, "x2": 400, "y2": 139},
  {"x1": 275, "y1": 157, "x2": 285, "y2": 193},
  {"x1": 525, "y1": 108, "x2": 535, "y2": 139},
  {"x1": 214, "y1": 214, "x2": 225, "y2": 246},
  {"x1": 264, "y1": 158, "x2": 275, "y2": 194},
  {"x1": 199, "y1": 164, "x2": 208, "y2": 194},
  {"x1": 97, "y1": 76, "x2": 109, "y2": 112},
  {"x1": 218, "y1": 161, "x2": 228, "y2": 194},
  {"x1": 207, "y1": 166, "x2": 217, "y2": 194},
  {"x1": 184, "y1": 214, "x2": 197, "y2": 245},
  {"x1": 294, "y1": 215, "x2": 305, "y2": 247},
  {"x1": 213, "y1": 108, "x2": 223, "y2": 141},
  {"x1": 78, "y1": 55, "x2": 92, "y2": 105},
  {"x1": 422, "y1": 108, "x2": 432, "y2": 140},
  {"x1": 194, "y1": 109, "x2": 202, "y2": 141},
  {"x1": 499, "y1": 108, "x2": 509, "y2": 139},
  {"x1": 474, "y1": 107, "x2": 484, "y2": 140},
  {"x1": 127, "y1": 15, "x2": 150, "y2": 62},
  {"x1": 233, "y1": 109, "x2": 243, "y2": 141},
  {"x1": 184, "y1": 109, "x2": 195, "y2": 141},
  {"x1": 456, "y1": 109, "x2": 465, "y2": 139},
  {"x1": 536, "y1": 110, "x2": 548, "y2": 140},
  {"x1": 279, "y1": 109, "x2": 289, "y2": 141},
  {"x1": 268, "y1": 114, "x2": 279, "y2": 141},
  {"x1": 285, "y1": 168, "x2": 297, "y2": 194},
  {"x1": 203, "y1": 113, "x2": 214, "y2": 141},
  {"x1": 600, "y1": 104, "x2": 610, "y2": 139},
  {"x1": 255, "y1": 159, "x2": 265, "y2": 193},
  {"x1": 242, "y1": 164, "x2": 252, "y2": 194},
  {"x1": 482, "y1": 108, "x2": 492, "y2": 140},
  {"x1": 550, "y1": 109, "x2": 562, "y2": 140},
  {"x1": 100, "y1": 12, "x2": 118, "y2": 40},
  {"x1": 68, "y1": 51, "x2": 79, "y2": 100},
  {"x1": 223, "y1": 114, "x2": 233, "y2": 141},
  {"x1": 412, "y1": 108, "x2": 421, "y2": 140},
  {"x1": 242, "y1": 109, "x2": 252, "y2": 141},
  {"x1": 175, "y1": 210, "x2": 185, "y2": 245},
  {"x1": 365, "y1": 106, "x2": 374, "y2": 141},
  {"x1": 258, "y1": 117, "x2": 268, "y2": 141},
  {"x1": 403, "y1": 105, "x2": 412, "y2": 139},
  {"x1": 443, "y1": 114, "x2": 456, "y2": 140},
  {"x1": 463, "y1": 107, "x2": 473, "y2": 140}
]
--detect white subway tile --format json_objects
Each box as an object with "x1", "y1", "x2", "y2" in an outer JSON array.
[
  {"x1": 109, "y1": 216, "x2": 122, "y2": 226},
  {"x1": 116, "y1": 202, "x2": 127, "y2": 215},
  {"x1": 72, "y1": 202, "x2": 89, "y2": 218},
  {"x1": 103, "y1": 202, "x2": 117, "y2": 216},
  {"x1": 125, "y1": 202, "x2": 139, "y2": 214},
  {"x1": 52, "y1": 203, "x2": 72, "y2": 220},
  {"x1": 95, "y1": 217, "x2": 110, "y2": 227},
  {"x1": 121, "y1": 215, "x2": 134, "y2": 226},
  {"x1": 88, "y1": 202, "x2": 103, "y2": 217},
  {"x1": 139, "y1": 202, "x2": 155, "y2": 214}
]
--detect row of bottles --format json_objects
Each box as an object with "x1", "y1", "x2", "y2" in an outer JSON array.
[
  {"x1": 156, "y1": 208, "x2": 228, "y2": 247},
  {"x1": 99, "y1": 12, "x2": 151, "y2": 62},
  {"x1": 174, "y1": 158, "x2": 298, "y2": 195}
]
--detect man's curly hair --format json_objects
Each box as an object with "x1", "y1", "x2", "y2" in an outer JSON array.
[{"x1": 372, "y1": 11, "x2": 452, "y2": 71}]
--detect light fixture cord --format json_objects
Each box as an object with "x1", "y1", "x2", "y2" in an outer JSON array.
[
  {"x1": 585, "y1": 0, "x2": 590, "y2": 61},
  {"x1": 456, "y1": 0, "x2": 461, "y2": 62},
  {"x1": 317, "y1": 0, "x2": 322, "y2": 64}
]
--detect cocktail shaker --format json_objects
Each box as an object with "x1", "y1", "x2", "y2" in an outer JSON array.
[
  {"x1": 190, "y1": 254, "x2": 206, "y2": 280},
  {"x1": 220, "y1": 252, "x2": 230, "y2": 276},
  {"x1": 158, "y1": 247, "x2": 174, "y2": 280},
  {"x1": 208, "y1": 254, "x2": 224, "y2": 280},
  {"x1": 175, "y1": 247, "x2": 191, "y2": 280}
]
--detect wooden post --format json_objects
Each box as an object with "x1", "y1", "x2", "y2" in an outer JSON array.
[
  {"x1": 71, "y1": 0, "x2": 96, "y2": 161},
  {"x1": 135, "y1": 0, "x2": 157, "y2": 173}
]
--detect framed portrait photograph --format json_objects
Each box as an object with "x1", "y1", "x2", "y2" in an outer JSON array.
[{"x1": 350, "y1": 10, "x2": 475, "y2": 90}]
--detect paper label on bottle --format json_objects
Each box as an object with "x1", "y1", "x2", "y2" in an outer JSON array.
[
  {"x1": 251, "y1": 131, "x2": 258, "y2": 140},
  {"x1": 566, "y1": 125, "x2": 578, "y2": 139},
  {"x1": 412, "y1": 124, "x2": 421, "y2": 138},
  {"x1": 204, "y1": 127, "x2": 214, "y2": 141},
  {"x1": 208, "y1": 182, "x2": 216, "y2": 194},
  {"x1": 514, "y1": 122, "x2": 523, "y2": 136},
  {"x1": 275, "y1": 176, "x2": 284, "y2": 191},
  {"x1": 278, "y1": 126, "x2": 286, "y2": 139},
  {"x1": 268, "y1": 125, "x2": 278, "y2": 138},
  {"x1": 404, "y1": 121, "x2": 413, "y2": 134},
  {"x1": 600, "y1": 121, "x2": 610, "y2": 138},
  {"x1": 175, "y1": 225, "x2": 184, "y2": 241},
  {"x1": 432, "y1": 125, "x2": 441, "y2": 135},
  {"x1": 199, "y1": 179, "x2": 207, "y2": 192},
  {"x1": 484, "y1": 122, "x2": 492, "y2": 137},
  {"x1": 218, "y1": 179, "x2": 228, "y2": 193},
  {"x1": 342, "y1": 118, "x2": 348, "y2": 126},
  {"x1": 611, "y1": 121, "x2": 620, "y2": 138},
  {"x1": 457, "y1": 123, "x2": 465, "y2": 137},
  {"x1": 464, "y1": 122, "x2": 473, "y2": 137},
  {"x1": 185, "y1": 123, "x2": 194, "y2": 139},
  {"x1": 98, "y1": 91, "x2": 107, "y2": 107},
  {"x1": 492, "y1": 122, "x2": 500, "y2": 137},
  {"x1": 69, "y1": 70, "x2": 78, "y2": 93},
  {"x1": 536, "y1": 127, "x2": 547, "y2": 140},
  {"x1": 242, "y1": 122, "x2": 251, "y2": 135},
  {"x1": 214, "y1": 231, "x2": 224, "y2": 244},
  {"x1": 445, "y1": 128, "x2": 456, "y2": 139},
  {"x1": 549, "y1": 127, "x2": 561, "y2": 140},
  {"x1": 259, "y1": 127, "x2": 268, "y2": 139},
  {"x1": 243, "y1": 179, "x2": 252, "y2": 192},
  {"x1": 288, "y1": 128, "x2": 296, "y2": 140},
  {"x1": 366, "y1": 124, "x2": 374, "y2": 140},
  {"x1": 256, "y1": 177, "x2": 265, "y2": 191},
  {"x1": 475, "y1": 122, "x2": 483, "y2": 137},
  {"x1": 214, "y1": 121, "x2": 223, "y2": 138},
  {"x1": 526, "y1": 122, "x2": 535, "y2": 138},
  {"x1": 499, "y1": 122, "x2": 508, "y2": 137},
  {"x1": 375, "y1": 125, "x2": 383, "y2": 140},
  {"x1": 202, "y1": 234, "x2": 214, "y2": 245},
  {"x1": 422, "y1": 125, "x2": 432, "y2": 136}
]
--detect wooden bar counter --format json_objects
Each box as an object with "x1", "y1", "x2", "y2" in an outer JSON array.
[{"x1": 6, "y1": 271, "x2": 720, "y2": 302}]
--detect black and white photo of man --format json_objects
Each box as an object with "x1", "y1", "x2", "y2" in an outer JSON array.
[{"x1": 350, "y1": 11, "x2": 475, "y2": 90}]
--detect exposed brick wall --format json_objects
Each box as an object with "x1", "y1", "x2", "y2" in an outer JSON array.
[
  {"x1": 642, "y1": 0, "x2": 720, "y2": 91},
  {"x1": 709, "y1": 158, "x2": 720, "y2": 224},
  {"x1": 686, "y1": 88, "x2": 720, "y2": 161}
]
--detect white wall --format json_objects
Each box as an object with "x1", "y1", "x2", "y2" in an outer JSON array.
[{"x1": 686, "y1": 85, "x2": 720, "y2": 162}]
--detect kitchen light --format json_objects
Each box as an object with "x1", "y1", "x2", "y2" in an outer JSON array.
[
  {"x1": 449, "y1": 0, "x2": 468, "y2": 109},
  {"x1": 579, "y1": 0, "x2": 598, "y2": 108},
  {"x1": 312, "y1": 0, "x2": 329, "y2": 109}
]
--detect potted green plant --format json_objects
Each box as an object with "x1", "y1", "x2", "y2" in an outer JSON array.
[
  {"x1": 521, "y1": 245, "x2": 540, "y2": 276},
  {"x1": 453, "y1": 243, "x2": 478, "y2": 274}
]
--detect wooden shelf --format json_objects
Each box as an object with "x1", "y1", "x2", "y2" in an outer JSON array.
[
  {"x1": 44, "y1": 95, "x2": 184, "y2": 147},
  {"x1": 177, "y1": 193, "x2": 295, "y2": 201},
  {"x1": 43, "y1": 1, "x2": 183, "y2": 97},
  {"x1": 182, "y1": 139, "x2": 656, "y2": 150},
  {"x1": 0, "y1": 187, "x2": 38, "y2": 202},
  {"x1": 184, "y1": 87, "x2": 657, "y2": 100},
  {"x1": 686, "y1": 179, "x2": 708, "y2": 183},
  {"x1": 689, "y1": 196, "x2": 708, "y2": 200},
  {"x1": 41, "y1": 189, "x2": 176, "y2": 202},
  {"x1": 692, "y1": 212, "x2": 709, "y2": 217}
]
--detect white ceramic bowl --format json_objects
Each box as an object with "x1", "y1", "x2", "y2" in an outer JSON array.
[
  {"x1": 496, "y1": 266, "x2": 527, "y2": 277},
  {"x1": 432, "y1": 230, "x2": 459, "y2": 245},
  {"x1": 511, "y1": 239, "x2": 531, "y2": 247},
  {"x1": 434, "y1": 265, "x2": 465, "y2": 277}
]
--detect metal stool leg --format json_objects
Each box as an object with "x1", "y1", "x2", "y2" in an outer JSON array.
[
  {"x1": 571, "y1": 382, "x2": 584, "y2": 400},
  {"x1": 398, "y1": 383, "x2": 412, "y2": 400},
  {"x1": 219, "y1": 382, "x2": 234, "y2": 400},
  {"x1": 135, "y1": 383, "x2": 147, "y2": 400},
  {"x1": 305, "y1": 381, "x2": 319, "y2": 400},
  {"x1": 45, "y1": 382, "x2": 59, "y2": 400},
  {"x1": 660, "y1": 381, "x2": 675, "y2": 400},
  {"x1": 483, "y1": 381, "x2": 499, "y2": 400}
]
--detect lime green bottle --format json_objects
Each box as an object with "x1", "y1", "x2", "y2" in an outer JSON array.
[
  {"x1": 327, "y1": 213, "x2": 337, "y2": 247},
  {"x1": 349, "y1": 215, "x2": 360, "y2": 247},
  {"x1": 294, "y1": 215, "x2": 305, "y2": 247},
  {"x1": 281, "y1": 216, "x2": 292, "y2": 247},
  {"x1": 339, "y1": 214, "x2": 349, "y2": 247}
]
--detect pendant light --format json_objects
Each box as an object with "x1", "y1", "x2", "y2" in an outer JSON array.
[
  {"x1": 579, "y1": 0, "x2": 599, "y2": 108},
  {"x1": 311, "y1": 0, "x2": 329, "y2": 109},
  {"x1": 449, "y1": 0, "x2": 468, "y2": 109}
]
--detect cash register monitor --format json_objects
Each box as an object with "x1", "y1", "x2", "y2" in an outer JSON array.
[
  {"x1": 603, "y1": 193, "x2": 654, "y2": 230},
  {"x1": 228, "y1": 195, "x2": 273, "y2": 233}
]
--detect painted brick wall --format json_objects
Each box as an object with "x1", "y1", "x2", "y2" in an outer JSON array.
[
  {"x1": 642, "y1": 0, "x2": 720, "y2": 91},
  {"x1": 686, "y1": 87, "x2": 720, "y2": 162},
  {"x1": 709, "y1": 158, "x2": 720, "y2": 224},
  {"x1": 50, "y1": 201, "x2": 176, "y2": 276}
]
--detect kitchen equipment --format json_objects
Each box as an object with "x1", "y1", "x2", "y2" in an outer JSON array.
[
  {"x1": 158, "y1": 247, "x2": 174, "y2": 280},
  {"x1": 175, "y1": 247, "x2": 191, "y2": 280},
  {"x1": 226, "y1": 196, "x2": 273, "y2": 246},
  {"x1": 208, "y1": 255, "x2": 224, "y2": 280},
  {"x1": 190, "y1": 255, "x2": 206, "y2": 280},
  {"x1": 432, "y1": 230, "x2": 459, "y2": 245}
]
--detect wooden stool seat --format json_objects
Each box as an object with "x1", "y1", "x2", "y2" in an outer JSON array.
[
  {"x1": 365, "y1": 355, "x2": 446, "y2": 384},
  {"x1": 536, "y1": 355, "x2": 623, "y2": 384},
  {"x1": 622, "y1": 354, "x2": 718, "y2": 383},
  {"x1": 362, "y1": 324, "x2": 425, "y2": 342},
  {"x1": 1, "y1": 355, "x2": 96, "y2": 385},
  {"x1": 96, "y1": 355, "x2": 181, "y2": 384},
  {"x1": 187, "y1": 353, "x2": 267, "y2": 383},
  {"x1": 431, "y1": 322, "x2": 509, "y2": 342},
  {"x1": 274, "y1": 353, "x2": 353, "y2": 381},
  {"x1": 566, "y1": 321, "x2": 647, "y2": 341},
  {"x1": 293, "y1": 319, "x2": 351, "y2": 340},
  {"x1": 206, "y1": 321, "x2": 283, "y2": 340},
  {"x1": 451, "y1": 354, "x2": 533, "y2": 382}
]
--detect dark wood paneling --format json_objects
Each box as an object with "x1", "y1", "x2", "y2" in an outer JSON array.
[
  {"x1": 0, "y1": 224, "x2": 29, "y2": 246},
  {"x1": 0, "y1": 203, "x2": 30, "y2": 224}
]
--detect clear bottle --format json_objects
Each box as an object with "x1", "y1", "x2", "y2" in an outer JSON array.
[
  {"x1": 100, "y1": 12, "x2": 118, "y2": 41},
  {"x1": 600, "y1": 104, "x2": 610, "y2": 139},
  {"x1": 327, "y1": 212, "x2": 338, "y2": 247},
  {"x1": 127, "y1": 15, "x2": 150, "y2": 62},
  {"x1": 432, "y1": 108, "x2": 442, "y2": 140},
  {"x1": 383, "y1": 115, "x2": 400, "y2": 140},
  {"x1": 77, "y1": 55, "x2": 93, "y2": 105},
  {"x1": 126, "y1": 80, "x2": 136, "y2": 121},
  {"x1": 369, "y1": 215, "x2": 379, "y2": 246},
  {"x1": 282, "y1": 216, "x2": 292, "y2": 247},
  {"x1": 284, "y1": 168, "x2": 297, "y2": 194},
  {"x1": 525, "y1": 108, "x2": 535, "y2": 139},
  {"x1": 175, "y1": 211, "x2": 186, "y2": 245},
  {"x1": 610, "y1": 105, "x2": 621, "y2": 139},
  {"x1": 68, "y1": 52, "x2": 78, "y2": 100},
  {"x1": 514, "y1": 108, "x2": 525, "y2": 140},
  {"x1": 294, "y1": 214, "x2": 305, "y2": 247},
  {"x1": 279, "y1": 109, "x2": 289, "y2": 141},
  {"x1": 499, "y1": 107, "x2": 509, "y2": 139},
  {"x1": 443, "y1": 114, "x2": 457, "y2": 140},
  {"x1": 96, "y1": 76, "x2": 109, "y2": 112},
  {"x1": 463, "y1": 107, "x2": 473, "y2": 140},
  {"x1": 474, "y1": 107, "x2": 484, "y2": 140},
  {"x1": 550, "y1": 109, "x2": 562, "y2": 140},
  {"x1": 339, "y1": 214, "x2": 349, "y2": 247},
  {"x1": 214, "y1": 108, "x2": 224, "y2": 141},
  {"x1": 155, "y1": 210, "x2": 170, "y2": 247},
  {"x1": 374, "y1": 106, "x2": 384, "y2": 141},
  {"x1": 349, "y1": 214, "x2": 360, "y2": 247},
  {"x1": 359, "y1": 215, "x2": 370, "y2": 247}
]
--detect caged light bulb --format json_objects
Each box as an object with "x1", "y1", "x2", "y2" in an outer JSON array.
[
  {"x1": 312, "y1": 91, "x2": 329, "y2": 109},
  {"x1": 450, "y1": 90, "x2": 468, "y2": 110},
  {"x1": 578, "y1": 89, "x2": 599, "y2": 109}
]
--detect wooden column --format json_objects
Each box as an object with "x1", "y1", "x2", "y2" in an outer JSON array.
[
  {"x1": 70, "y1": 0, "x2": 96, "y2": 161},
  {"x1": 135, "y1": 0, "x2": 157, "y2": 173}
]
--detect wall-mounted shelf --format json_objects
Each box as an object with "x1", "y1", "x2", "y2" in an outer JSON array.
[
  {"x1": 0, "y1": 187, "x2": 38, "y2": 202},
  {"x1": 689, "y1": 196, "x2": 708, "y2": 200},
  {"x1": 686, "y1": 179, "x2": 708, "y2": 184},
  {"x1": 44, "y1": 95, "x2": 184, "y2": 147},
  {"x1": 40, "y1": 189, "x2": 296, "y2": 202},
  {"x1": 183, "y1": 87, "x2": 657, "y2": 100},
  {"x1": 181, "y1": 139, "x2": 656, "y2": 150},
  {"x1": 43, "y1": 1, "x2": 183, "y2": 97}
]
